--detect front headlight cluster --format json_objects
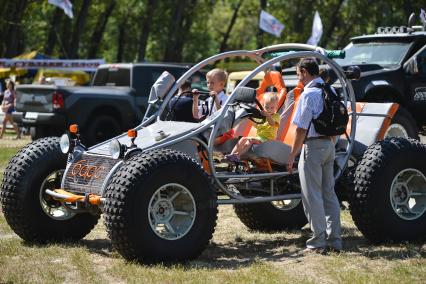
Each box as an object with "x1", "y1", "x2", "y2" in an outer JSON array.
[
  {"x1": 60, "y1": 124, "x2": 81, "y2": 154},
  {"x1": 60, "y1": 133, "x2": 72, "y2": 154},
  {"x1": 109, "y1": 139, "x2": 126, "y2": 159}
]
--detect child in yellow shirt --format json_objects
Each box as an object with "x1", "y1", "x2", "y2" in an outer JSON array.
[{"x1": 226, "y1": 92, "x2": 280, "y2": 162}]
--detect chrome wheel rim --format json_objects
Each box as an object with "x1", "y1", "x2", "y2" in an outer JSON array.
[
  {"x1": 390, "y1": 168, "x2": 426, "y2": 220},
  {"x1": 39, "y1": 169, "x2": 75, "y2": 220},
  {"x1": 271, "y1": 199, "x2": 301, "y2": 211},
  {"x1": 384, "y1": 123, "x2": 408, "y2": 138},
  {"x1": 148, "y1": 183, "x2": 196, "y2": 240}
]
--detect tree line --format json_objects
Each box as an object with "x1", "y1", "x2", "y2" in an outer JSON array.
[{"x1": 0, "y1": 0, "x2": 422, "y2": 63}]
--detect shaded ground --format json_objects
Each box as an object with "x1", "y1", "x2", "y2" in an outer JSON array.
[{"x1": 0, "y1": 206, "x2": 424, "y2": 284}]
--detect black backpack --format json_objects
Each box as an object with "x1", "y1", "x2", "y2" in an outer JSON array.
[{"x1": 311, "y1": 82, "x2": 349, "y2": 136}]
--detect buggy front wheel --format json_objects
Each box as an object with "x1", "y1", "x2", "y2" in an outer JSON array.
[{"x1": 104, "y1": 149, "x2": 218, "y2": 263}]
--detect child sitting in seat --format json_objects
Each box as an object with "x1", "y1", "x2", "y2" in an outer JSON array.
[
  {"x1": 193, "y1": 68, "x2": 234, "y2": 145},
  {"x1": 192, "y1": 68, "x2": 228, "y2": 120},
  {"x1": 225, "y1": 92, "x2": 280, "y2": 162}
]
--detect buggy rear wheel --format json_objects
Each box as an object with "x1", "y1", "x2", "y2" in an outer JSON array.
[
  {"x1": 234, "y1": 199, "x2": 307, "y2": 232},
  {"x1": 384, "y1": 107, "x2": 419, "y2": 140},
  {"x1": 349, "y1": 137, "x2": 426, "y2": 242},
  {"x1": 104, "y1": 149, "x2": 217, "y2": 263}
]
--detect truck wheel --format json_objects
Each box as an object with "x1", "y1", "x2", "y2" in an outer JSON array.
[
  {"x1": 104, "y1": 149, "x2": 217, "y2": 263},
  {"x1": 234, "y1": 199, "x2": 307, "y2": 232},
  {"x1": 85, "y1": 115, "x2": 121, "y2": 146},
  {"x1": 349, "y1": 137, "x2": 426, "y2": 242},
  {"x1": 0, "y1": 137, "x2": 99, "y2": 243},
  {"x1": 30, "y1": 126, "x2": 47, "y2": 140},
  {"x1": 385, "y1": 107, "x2": 419, "y2": 140}
]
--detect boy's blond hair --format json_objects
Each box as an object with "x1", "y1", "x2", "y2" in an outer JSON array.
[
  {"x1": 263, "y1": 92, "x2": 278, "y2": 105},
  {"x1": 206, "y1": 68, "x2": 228, "y2": 83}
]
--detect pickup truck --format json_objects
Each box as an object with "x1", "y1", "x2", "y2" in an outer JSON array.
[
  {"x1": 331, "y1": 25, "x2": 426, "y2": 139},
  {"x1": 14, "y1": 63, "x2": 204, "y2": 145},
  {"x1": 228, "y1": 23, "x2": 426, "y2": 139}
]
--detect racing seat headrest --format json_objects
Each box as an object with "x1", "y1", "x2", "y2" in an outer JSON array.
[{"x1": 233, "y1": 87, "x2": 256, "y2": 104}]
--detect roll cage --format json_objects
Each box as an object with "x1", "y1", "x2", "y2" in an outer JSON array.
[{"x1": 140, "y1": 44, "x2": 358, "y2": 205}]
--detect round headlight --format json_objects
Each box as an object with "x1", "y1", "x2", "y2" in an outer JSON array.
[
  {"x1": 110, "y1": 139, "x2": 123, "y2": 159},
  {"x1": 59, "y1": 134, "x2": 71, "y2": 154}
]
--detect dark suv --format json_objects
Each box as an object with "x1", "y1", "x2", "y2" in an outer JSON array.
[{"x1": 334, "y1": 25, "x2": 426, "y2": 138}]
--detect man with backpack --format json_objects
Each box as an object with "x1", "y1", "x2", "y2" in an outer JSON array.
[{"x1": 286, "y1": 58, "x2": 343, "y2": 254}]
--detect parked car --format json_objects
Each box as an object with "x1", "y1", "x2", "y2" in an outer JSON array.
[{"x1": 13, "y1": 63, "x2": 205, "y2": 145}]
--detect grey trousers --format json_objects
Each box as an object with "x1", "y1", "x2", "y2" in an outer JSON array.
[{"x1": 298, "y1": 139, "x2": 342, "y2": 250}]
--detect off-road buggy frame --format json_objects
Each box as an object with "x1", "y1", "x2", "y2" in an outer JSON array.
[{"x1": 1, "y1": 44, "x2": 425, "y2": 263}]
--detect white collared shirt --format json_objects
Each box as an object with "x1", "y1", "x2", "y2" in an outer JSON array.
[
  {"x1": 198, "y1": 90, "x2": 228, "y2": 118},
  {"x1": 292, "y1": 77, "x2": 324, "y2": 138}
]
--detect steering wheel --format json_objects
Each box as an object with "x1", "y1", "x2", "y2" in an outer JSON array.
[{"x1": 239, "y1": 98, "x2": 266, "y2": 124}]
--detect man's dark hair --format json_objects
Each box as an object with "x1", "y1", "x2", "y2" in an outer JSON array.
[
  {"x1": 181, "y1": 79, "x2": 192, "y2": 90},
  {"x1": 297, "y1": 57, "x2": 319, "y2": 76}
]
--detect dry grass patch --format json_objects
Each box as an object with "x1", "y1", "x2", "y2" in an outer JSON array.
[
  {"x1": 0, "y1": 145, "x2": 425, "y2": 283},
  {"x1": 0, "y1": 147, "x2": 21, "y2": 181},
  {"x1": 0, "y1": 204, "x2": 425, "y2": 283}
]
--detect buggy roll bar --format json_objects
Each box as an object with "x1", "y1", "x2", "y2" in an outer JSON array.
[{"x1": 144, "y1": 45, "x2": 356, "y2": 203}]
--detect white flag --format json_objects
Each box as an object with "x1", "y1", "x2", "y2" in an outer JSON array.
[
  {"x1": 48, "y1": 0, "x2": 73, "y2": 19},
  {"x1": 420, "y1": 9, "x2": 426, "y2": 26},
  {"x1": 259, "y1": 10, "x2": 284, "y2": 38},
  {"x1": 307, "y1": 11, "x2": 323, "y2": 46}
]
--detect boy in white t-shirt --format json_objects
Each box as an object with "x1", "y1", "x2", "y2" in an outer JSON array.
[{"x1": 192, "y1": 68, "x2": 228, "y2": 120}]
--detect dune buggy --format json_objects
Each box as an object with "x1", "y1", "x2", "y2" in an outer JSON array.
[{"x1": 1, "y1": 44, "x2": 425, "y2": 263}]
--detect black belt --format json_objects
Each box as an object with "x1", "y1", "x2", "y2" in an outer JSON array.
[{"x1": 305, "y1": 136, "x2": 331, "y2": 142}]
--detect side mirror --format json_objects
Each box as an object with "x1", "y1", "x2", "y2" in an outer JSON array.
[
  {"x1": 403, "y1": 56, "x2": 419, "y2": 75},
  {"x1": 345, "y1": 65, "x2": 361, "y2": 80}
]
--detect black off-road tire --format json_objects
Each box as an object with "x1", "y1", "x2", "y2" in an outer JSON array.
[
  {"x1": 30, "y1": 126, "x2": 47, "y2": 140},
  {"x1": 0, "y1": 137, "x2": 99, "y2": 243},
  {"x1": 234, "y1": 200, "x2": 307, "y2": 232},
  {"x1": 30, "y1": 126, "x2": 62, "y2": 141},
  {"x1": 349, "y1": 137, "x2": 426, "y2": 242},
  {"x1": 386, "y1": 107, "x2": 419, "y2": 140},
  {"x1": 85, "y1": 115, "x2": 121, "y2": 146},
  {"x1": 104, "y1": 149, "x2": 218, "y2": 263}
]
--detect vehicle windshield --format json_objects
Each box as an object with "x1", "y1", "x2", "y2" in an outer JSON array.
[
  {"x1": 335, "y1": 42, "x2": 411, "y2": 66},
  {"x1": 92, "y1": 67, "x2": 130, "y2": 87}
]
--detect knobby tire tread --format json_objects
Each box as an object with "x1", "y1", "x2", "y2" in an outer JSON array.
[{"x1": 104, "y1": 148, "x2": 218, "y2": 262}]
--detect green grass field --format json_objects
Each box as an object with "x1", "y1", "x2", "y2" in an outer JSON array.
[{"x1": 0, "y1": 144, "x2": 425, "y2": 283}]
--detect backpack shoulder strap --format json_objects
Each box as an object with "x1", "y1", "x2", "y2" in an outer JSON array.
[{"x1": 310, "y1": 82, "x2": 325, "y2": 89}]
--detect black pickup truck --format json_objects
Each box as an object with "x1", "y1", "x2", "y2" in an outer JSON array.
[
  {"x1": 275, "y1": 24, "x2": 426, "y2": 139},
  {"x1": 332, "y1": 24, "x2": 426, "y2": 138},
  {"x1": 14, "y1": 63, "x2": 203, "y2": 145}
]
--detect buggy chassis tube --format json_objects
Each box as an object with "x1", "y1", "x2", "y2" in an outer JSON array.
[
  {"x1": 156, "y1": 50, "x2": 262, "y2": 119},
  {"x1": 217, "y1": 194, "x2": 302, "y2": 205},
  {"x1": 146, "y1": 46, "x2": 356, "y2": 203},
  {"x1": 45, "y1": 189, "x2": 105, "y2": 206},
  {"x1": 191, "y1": 136, "x2": 303, "y2": 204},
  {"x1": 352, "y1": 113, "x2": 389, "y2": 118},
  {"x1": 207, "y1": 50, "x2": 356, "y2": 201}
]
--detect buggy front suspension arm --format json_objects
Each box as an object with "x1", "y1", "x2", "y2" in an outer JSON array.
[{"x1": 45, "y1": 189, "x2": 104, "y2": 206}]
